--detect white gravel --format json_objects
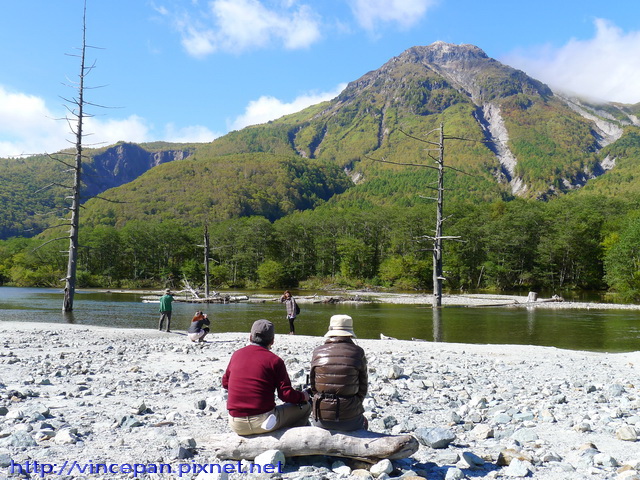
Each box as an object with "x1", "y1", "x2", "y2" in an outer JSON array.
[{"x1": 1, "y1": 322, "x2": 640, "y2": 480}]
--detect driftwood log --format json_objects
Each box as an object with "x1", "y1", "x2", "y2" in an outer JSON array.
[{"x1": 205, "y1": 426, "x2": 418, "y2": 463}]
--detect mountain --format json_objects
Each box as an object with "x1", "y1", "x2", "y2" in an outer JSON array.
[
  {"x1": 0, "y1": 142, "x2": 191, "y2": 239},
  {"x1": 206, "y1": 42, "x2": 640, "y2": 201},
  {"x1": 4, "y1": 42, "x2": 640, "y2": 239},
  {"x1": 82, "y1": 142, "x2": 192, "y2": 197}
]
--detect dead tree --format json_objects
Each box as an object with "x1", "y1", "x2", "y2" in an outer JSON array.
[
  {"x1": 62, "y1": 1, "x2": 90, "y2": 312},
  {"x1": 203, "y1": 225, "x2": 210, "y2": 298},
  {"x1": 205, "y1": 426, "x2": 418, "y2": 463},
  {"x1": 366, "y1": 123, "x2": 464, "y2": 307}
]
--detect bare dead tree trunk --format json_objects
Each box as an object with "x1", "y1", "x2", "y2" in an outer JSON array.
[
  {"x1": 63, "y1": 2, "x2": 88, "y2": 312},
  {"x1": 205, "y1": 427, "x2": 418, "y2": 462},
  {"x1": 204, "y1": 225, "x2": 210, "y2": 298},
  {"x1": 432, "y1": 123, "x2": 444, "y2": 308}
]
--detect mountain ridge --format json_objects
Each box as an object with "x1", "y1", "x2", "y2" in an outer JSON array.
[{"x1": 3, "y1": 42, "x2": 640, "y2": 239}]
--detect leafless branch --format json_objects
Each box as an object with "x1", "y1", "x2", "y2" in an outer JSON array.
[
  {"x1": 91, "y1": 195, "x2": 129, "y2": 204},
  {"x1": 398, "y1": 128, "x2": 441, "y2": 146},
  {"x1": 363, "y1": 154, "x2": 439, "y2": 171},
  {"x1": 34, "y1": 182, "x2": 73, "y2": 193},
  {"x1": 31, "y1": 236, "x2": 69, "y2": 253}
]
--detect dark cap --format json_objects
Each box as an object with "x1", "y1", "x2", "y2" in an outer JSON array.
[{"x1": 250, "y1": 319, "x2": 274, "y2": 345}]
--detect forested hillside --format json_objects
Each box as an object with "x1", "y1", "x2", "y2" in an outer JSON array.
[
  {"x1": 0, "y1": 142, "x2": 192, "y2": 239},
  {"x1": 3, "y1": 42, "x2": 640, "y2": 299}
]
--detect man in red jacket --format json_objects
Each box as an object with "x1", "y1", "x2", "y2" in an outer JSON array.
[{"x1": 222, "y1": 319, "x2": 311, "y2": 435}]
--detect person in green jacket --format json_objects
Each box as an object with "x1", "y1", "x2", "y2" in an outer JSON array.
[{"x1": 158, "y1": 289, "x2": 174, "y2": 332}]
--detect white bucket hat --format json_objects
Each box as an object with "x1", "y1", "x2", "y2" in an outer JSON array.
[{"x1": 325, "y1": 314, "x2": 356, "y2": 338}]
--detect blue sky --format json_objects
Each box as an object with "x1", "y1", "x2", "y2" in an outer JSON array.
[{"x1": 1, "y1": 0, "x2": 639, "y2": 157}]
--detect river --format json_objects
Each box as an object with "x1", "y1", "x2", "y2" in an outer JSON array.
[{"x1": 1, "y1": 287, "x2": 640, "y2": 352}]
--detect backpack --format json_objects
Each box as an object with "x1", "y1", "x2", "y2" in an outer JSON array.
[{"x1": 294, "y1": 300, "x2": 301, "y2": 316}]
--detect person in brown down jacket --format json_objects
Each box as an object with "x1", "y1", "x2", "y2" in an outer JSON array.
[{"x1": 310, "y1": 314, "x2": 368, "y2": 431}]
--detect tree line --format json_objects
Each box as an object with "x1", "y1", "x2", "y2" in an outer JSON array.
[{"x1": 2, "y1": 193, "x2": 640, "y2": 301}]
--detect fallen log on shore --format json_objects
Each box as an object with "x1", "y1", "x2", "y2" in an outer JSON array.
[
  {"x1": 204, "y1": 426, "x2": 418, "y2": 463},
  {"x1": 141, "y1": 295, "x2": 249, "y2": 304}
]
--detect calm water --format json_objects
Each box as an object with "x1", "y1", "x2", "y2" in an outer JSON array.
[{"x1": 1, "y1": 287, "x2": 640, "y2": 352}]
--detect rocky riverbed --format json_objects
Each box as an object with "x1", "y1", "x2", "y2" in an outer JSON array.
[{"x1": 1, "y1": 322, "x2": 640, "y2": 480}]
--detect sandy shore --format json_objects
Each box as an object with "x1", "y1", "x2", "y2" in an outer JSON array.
[
  {"x1": 115, "y1": 288, "x2": 640, "y2": 311},
  {"x1": 1, "y1": 321, "x2": 640, "y2": 479}
]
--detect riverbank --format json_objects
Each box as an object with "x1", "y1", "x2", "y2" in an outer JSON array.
[
  {"x1": 100, "y1": 287, "x2": 640, "y2": 310},
  {"x1": 1, "y1": 322, "x2": 639, "y2": 480}
]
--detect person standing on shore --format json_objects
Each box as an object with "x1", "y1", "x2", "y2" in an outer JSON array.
[
  {"x1": 310, "y1": 314, "x2": 368, "y2": 431},
  {"x1": 158, "y1": 289, "x2": 174, "y2": 332},
  {"x1": 222, "y1": 319, "x2": 311, "y2": 435},
  {"x1": 280, "y1": 290, "x2": 298, "y2": 334}
]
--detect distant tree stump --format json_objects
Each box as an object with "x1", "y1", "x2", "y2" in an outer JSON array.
[{"x1": 205, "y1": 426, "x2": 419, "y2": 463}]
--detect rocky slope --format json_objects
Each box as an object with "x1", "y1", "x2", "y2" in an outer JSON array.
[{"x1": 82, "y1": 143, "x2": 192, "y2": 198}]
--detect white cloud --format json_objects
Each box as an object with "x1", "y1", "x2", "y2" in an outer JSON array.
[
  {"x1": 170, "y1": 0, "x2": 321, "y2": 57},
  {"x1": 503, "y1": 19, "x2": 640, "y2": 104},
  {"x1": 84, "y1": 115, "x2": 152, "y2": 146},
  {"x1": 0, "y1": 85, "x2": 221, "y2": 157},
  {"x1": 230, "y1": 83, "x2": 347, "y2": 130},
  {"x1": 164, "y1": 123, "x2": 221, "y2": 143},
  {"x1": 349, "y1": 0, "x2": 435, "y2": 31},
  {"x1": 0, "y1": 86, "x2": 68, "y2": 157}
]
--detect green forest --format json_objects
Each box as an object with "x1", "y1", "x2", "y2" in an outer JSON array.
[
  {"x1": 4, "y1": 191, "x2": 640, "y2": 301},
  {"x1": 4, "y1": 44, "x2": 640, "y2": 300}
]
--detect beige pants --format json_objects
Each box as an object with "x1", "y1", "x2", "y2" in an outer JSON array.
[
  {"x1": 188, "y1": 330, "x2": 206, "y2": 342},
  {"x1": 228, "y1": 402, "x2": 311, "y2": 436}
]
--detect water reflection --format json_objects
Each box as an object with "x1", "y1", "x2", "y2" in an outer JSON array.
[
  {"x1": 2, "y1": 287, "x2": 640, "y2": 352},
  {"x1": 526, "y1": 307, "x2": 535, "y2": 336},
  {"x1": 432, "y1": 308, "x2": 442, "y2": 342},
  {"x1": 62, "y1": 311, "x2": 76, "y2": 324}
]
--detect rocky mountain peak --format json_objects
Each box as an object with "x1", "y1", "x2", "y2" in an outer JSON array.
[
  {"x1": 339, "y1": 42, "x2": 552, "y2": 108},
  {"x1": 82, "y1": 143, "x2": 192, "y2": 199},
  {"x1": 401, "y1": 42, "x2": 490, "y2": 66}
]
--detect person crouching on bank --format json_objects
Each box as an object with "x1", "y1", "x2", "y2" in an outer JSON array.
[
  {"x1": 187, "y1": 311, "x2": 210, "y2": 342},
  {"x1": 222, "y1": 319, "x2": 311, "y2": 435}
]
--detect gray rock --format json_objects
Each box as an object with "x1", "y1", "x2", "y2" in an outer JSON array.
[
  {"x1": 511, "y1": 427, "x2": 538, "y2": 444},
  {"x1": 53, "y1": 428, "x2": 78, "y2": 445},
  {"x1": 414, "y1": 427, "x2": 456, "y2": 449},
  {"x1": 5, "y1": 431, "x2": 37, "y2": 447},
  {"x1": 0, "y1": 452, "x2": 11, "y2": 468},
  {"x1": 469, "y1": 396, "x2": 487, "y2": 409},
  {"x1": 493, "y1": 412, "x2": 512, "y2": 424},
  {"x1": 382, "y1": 415, "x2": 398, "y2": 429},
  {"x1": 117, "y1": 415, "x2": 143, "y2": 428},
  {"x1": 173, "y1": 446, "x2": 194, "y2": 459},
  {"x1": 253, "y1": 449, "x2": 285, "y2": 470},
  {"x1": 331, "y1": 460, "x2": 351, "y2": 475},
  {"x1": 503, "y1": 458, "x2": 532, "y2": 477},
  {"x1": 437, "y1": 451, "x2": 460, "y2": 465},
  {"x1": 370, "y1": 459, "x2": 393, "y2": 477},
  {"x1": 461, "y1": 451, "x2": 484, "y2": 468},
  {"x1": 513, "y1": 411, "x2": 534, "y2": 422},
  {"x1": 350, "y1": 469, "x2": 374, "y2": 479},
  {"x1": 594, "y1": 452, "x2": 619, "y2": 468},
  {"x1": 445, "y1": 467, "x2": 466, "y2": 480},
  {"x1": 617, "y1": 425, "x2": 638, "y2": 441},
  {"x1": 607, "y1": 384, "x2": 625, "y2": 397},
  {"x1": 471, "y1": 424, "x2": 493, "y2": 440},
  {"x1": 549, "y1": 394, "x2": 567, "y2": 404}
]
